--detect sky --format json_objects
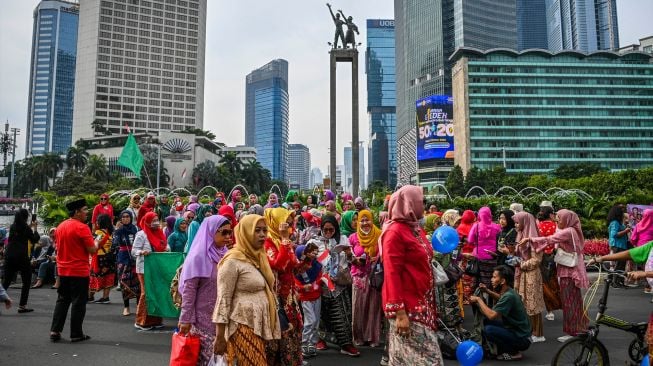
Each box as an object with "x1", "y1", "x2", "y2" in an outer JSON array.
[{"x1": 0, "y1": 0, "x2": 651, "y2": 175}]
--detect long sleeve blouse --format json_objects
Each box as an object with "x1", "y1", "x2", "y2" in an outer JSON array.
[
  {"x1": 531, "y1": 228, "x2": 589, "y2": 289},
  {"x1": 5, "y1": 225, "x2": 40, "y2": 261},
  {"x1": 213, "y1": 259, "x2": 280, "y2": 341},
  {"x1": 631, "y1": 225, "x2": 653, "y2": 247},
  {"x1": 468, "y1": 222, "x2": 501, "y2": 261},
  {"x1": 264, "y1": 238, "x2": 303, "y2": 300},
  {"x1": 381, "y1": 222, "x2": 437, "y2": 330},
  {"x1": 179, "y1": 265, "x2": 217, "y2": 335},
  {"x1": 131, "y1": 231, "x2": 170, "y2": 274},
  {"x1": 608, "y1": 220, "x2": 628, "y2": 250}
]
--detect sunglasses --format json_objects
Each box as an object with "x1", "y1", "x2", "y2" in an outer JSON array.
[
  {"x1": 323, "y1": 228, "x2": 335, "y2": 233},
  {"x1": 217, "y1": 229, "x2": 233, "y2": 236},
  {"x1": 100, "y1": 198, "x2": 108, "y2": 201}
]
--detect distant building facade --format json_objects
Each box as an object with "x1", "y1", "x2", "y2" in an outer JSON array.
[
  {"x1": 245, "y1": 59, "x2": 289, "y2": 182},
  {"x1": 310, "y1": 167, "x2": 323, "y2": 188},
  {"x1": 454, "y1": 0, "x2": 518, "y2": 50},
  {"x1": 546, "y1": 0, "x2": 619, "y2": 52},
  {"x1": 287, "y1": 144, "x2": 310, "y2": 190},
  {"x1": 619, "y1": 36, "x2": 653, "y2": 54},
  {"x1": 344, "y1": 143, "x2": 366, "y2": 194},
  {"x1": 517, "y1": 0, "x2": 548, "y2": 50},
  {"x1": 26, "y1": 0, "x2": 79, "y2": 156}
]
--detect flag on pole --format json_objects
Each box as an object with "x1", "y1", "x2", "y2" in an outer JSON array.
[{"x1": 117, "y1": 133, "x2": 144, "y2": 177}]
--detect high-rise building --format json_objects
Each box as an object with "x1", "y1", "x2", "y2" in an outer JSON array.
[
  {"x1": 451, "y1": 48, "x2": 653, "y2": 173},
  {"x1": 517, "y1": 0, "x2": 548, "y2": 50},
  {"x1": 366, "y1": 19, "x2": 397, "y2": 188},
  {"x1": 310, "y1": 167, "x2": 323, "y2": 189},
  {"x1": 287, "y1": 144, "x2": 310, "y2": 190},
  {"x1": 245, "y1": 59, "x2": 289, "y2": 182},
  {"x1": 546, "y1": 0, "x2": 619, "y2": 52},
  {"x1": 453, "y1": 0, "x2": 517, "y2": 51},
  {"x1": 344, "y1": 143, "x2": 366, "y2": 194},
  {"x1": 72, "y1": 0, "x2": 207, "y2": 141},
  {"x1": 394, "y1": 0, "x2": 454, "y2": 186},
  {"x1": 26, "y1": 0, "x2": 79, "y2": 156}
]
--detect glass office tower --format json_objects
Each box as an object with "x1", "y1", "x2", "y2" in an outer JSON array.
[
  {"x1": 454, "y1": 0, "x2": 517, "y2": 50},
  {"x1": 26, "y1": 0, "x2": 79, "y2": 155},
  {"x1": 245, "y1": 59, "x2": 289, "y2": 181},
  {"x1": 517, "y1": 0, "x2": 548, "y2": 50},
  {"x1": 366, "y1": 19, "x2": 397, "y2": 188}
]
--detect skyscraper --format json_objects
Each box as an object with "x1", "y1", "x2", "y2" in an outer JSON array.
[
  {"x1": 594, "y1": 0, "x2": 619, "y2": 50},
  {"x1": 245, "y1": 59, "x2": 289, "y2": 181},
  {"x1": 344, "y1": 143, "x2": 366, "y2": 193},
  {"x1": 517, "y1": 0, "x2": 548, "y2": 50},
  {"x1": 394, "y1": 0, "x2": 453, "y2": 186},
  {"x1": 26, "y1": 0, "x2": 79, "y2": 156},
  {"x1": 546, "y1": 0, "x2": 619, "y2": 52},
  {"x1": 366, "y1": 19, "x2": 397, "y2": 188},
  {"x1": 310, "y1": 167, "x2": 323, "y2": 188},
  {"x1": 454, "y1": 0, "x2": 517, "y2": 50},
  {"x1": 72, "y1": 0, "x2": 207, "y2": 141},
  {"x1": 287, "y1": 144, "x2": 310, "y2": 190}
]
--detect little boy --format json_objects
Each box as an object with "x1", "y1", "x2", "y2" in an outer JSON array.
[{"x1": 295, "y1": 242, "x2": 322, "y2": 359}]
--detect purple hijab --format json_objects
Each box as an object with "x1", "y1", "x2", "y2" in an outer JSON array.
[
  {"x1": 178, "y1": 214, "x2": 230, "y2": 294},
  {"x1": 164, "y1": 215, "x2": 176, "y2": 238}
]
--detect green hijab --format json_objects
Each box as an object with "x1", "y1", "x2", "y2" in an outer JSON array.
[
  {"x1": 424, "y1": 214, "x2": 441, "y2": 236},
  {"x1": 285, "y1": 190, "x2": 298, "y2": 203},
  {"x1": 195, "y1": 204, "x2": 213, "y2": 224},
  {"x1": 340, "y1": 210, "x2": 357, "y2": 237}
]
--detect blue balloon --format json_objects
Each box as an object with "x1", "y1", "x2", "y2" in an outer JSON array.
[
  {"x1": 432, "y1": 225, "x2": 459, "y2": 254},
  {"x1": 642, "y1": 355, "x2": 650, "y2": 366},
  {"x1": 456, "y1": 340, "x2": 484, "y2": 366}
]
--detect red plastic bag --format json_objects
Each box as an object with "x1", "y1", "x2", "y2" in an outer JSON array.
[{"x1": 170, "y1": 332, "x2": 201, "y2": 366}]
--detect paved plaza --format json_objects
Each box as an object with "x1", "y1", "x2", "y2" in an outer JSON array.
[{"x1": 1, "y1": 272, "x2": 650, "y2": 366}]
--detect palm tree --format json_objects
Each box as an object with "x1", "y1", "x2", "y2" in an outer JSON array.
[
  {"x1": 66, "y1": 145, "x2": 89, "y2": 172},
  {"x1": 192, "y1": 160, "x2": 219, "y2": 188},
  {"x1": 219, "y1": 151, "x2": 243, "y2": 177},
  {"x1": 31, "y1": 155, "x2": 49, "y2": 190},
  {"x1": 85, "y1": 154, "x2": 108, "y2": 181},
  {"x1": 242, "y1": 160, "x2": 271, "y2": 194}
]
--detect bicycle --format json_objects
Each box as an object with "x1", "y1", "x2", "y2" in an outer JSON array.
[{"x1": 551, "y1": 269, "x2": 648, "y2": 366}]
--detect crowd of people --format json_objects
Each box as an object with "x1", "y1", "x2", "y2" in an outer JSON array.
[{"x1": 1, "y1": 186, "x2": 652, "y2": 365}]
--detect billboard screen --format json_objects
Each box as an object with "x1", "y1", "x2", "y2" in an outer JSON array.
[{"x1": 415, "y1": 95, "x2": 454, "y2": 161}]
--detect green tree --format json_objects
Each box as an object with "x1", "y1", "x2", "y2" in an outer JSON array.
[
  {"x1": 182, "y1": 127, "x2": 216, "y2": 140},
  {"x1": 85, "y1": 154, "x2": 108, "y2": 181},
  {"x1": 553, "y1": 163, "x2": 607, "y2": 180},
  {"x1": 463, "y1": 166, "x2": 485, "y2": 196},
  {"x1": 43, "y1": 152, "x2": 64, "y2": 190},
  {"x1": 269, "y1": 180, "x2": 288, "y2": 197},
  {"x1": 445, "y1": 165, "x2": 465, "y2": 198},
  {"x1": 140, "y1": 144, "x2": 170, "y2": 188},
  {"x1": 66, "y1": 145, "x2": 89, "y2": 172},
  {"x1": 219, "y1": 151, "x2": 243, "y2": 177},
  {"x1": 192, "y1": 160, "x2": 221, "y2": 189},
  {"x1": 241, "y1": 160, "x2": 271, "y2": 195}
]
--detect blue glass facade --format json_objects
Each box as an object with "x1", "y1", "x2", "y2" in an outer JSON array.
[
  {"x1": 245, "y1": 60, "x2": 289, "y2": 181},
  {"x1": 366, "y1": 19, "x2": 397, "y2": 188},
  {"x1": 517, "y1": 0, "x2": 548, "y2": 50},
  {"x1": 26, "y1": 1, "x2": 78, "y2": 156},
  {"x1": 452, "y1": 48, "x2": 653, "y2": 173},
  {"x1": 454, "y1": 0, "x2": 517, "y2": 51},
  {"x1": 594, "y1": 0, "x2": 619, "y2": 51}
]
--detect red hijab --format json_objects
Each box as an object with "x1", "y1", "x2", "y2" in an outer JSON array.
[
  {"x1": 141, "y1": 212, "x2": 167, "y2": 252},
  {"x1": 219, "y1": 205, "x2": 237, "y2": 226},
  {"x1": 457, "y1": 210, "x2": 476, "y2": 237}
]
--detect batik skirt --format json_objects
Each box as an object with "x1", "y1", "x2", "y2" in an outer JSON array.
[
  {"x1": 191, "y1": 325, "x2": 215, "y2": 366},
  {"x1": 321, "y1": 287, "x2": 353, "y2": 347},
  {"x1": 227, "y1": 324, "x2": 267, "y2": 366},
  {"x1": 266, "y1": 293, "x2": 303, "y2": 366},
  {"x1": 559, "y1": 277, "x2": 589, "y2": 336},
  {"x1": 388, "y1": 319, "x2": 444, "y2": 365}
]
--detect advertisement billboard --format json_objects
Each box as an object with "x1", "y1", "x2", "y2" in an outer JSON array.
[{"x1": 415, "y1": 95, "x2": 454, "y2": 161}]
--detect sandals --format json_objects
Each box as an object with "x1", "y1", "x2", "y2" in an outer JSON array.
[
  {"x1": 496, "y1": 353, "x2": 523, "y2": 361},
  {"x1": 70, "y1": 335, "x2": 92, "y2": 343},
  {"x1": 17, "y1": 307, "x2": 34, "y2": 313},
  {"x1": 50, "y1": 332, "x2": 61, "y2": 342},
  {"x1": 31, "y1": 282, "x2": 43, "y2": 289}
]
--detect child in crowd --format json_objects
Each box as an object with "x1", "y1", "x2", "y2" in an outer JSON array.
[
  {"x1": 295, "y1": 242, "x2": 322, "y2": 359},
  {"x1": 0, "y1": 284, "x2": 12, "y2": 314}
]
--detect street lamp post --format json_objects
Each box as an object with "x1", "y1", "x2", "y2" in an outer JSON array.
[{"x1": 9, "y1": 127, "x2": 20, "y2": 198}]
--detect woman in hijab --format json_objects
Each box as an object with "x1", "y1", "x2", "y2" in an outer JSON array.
[
  {"x1": 423, "y1": 214, "x2": 442, "y2": 240},
  {"x1": 132, "y1": 212, "x2": 169, "y2": 330},
  {"x1": 185, "y1": 204, "x2": 213, "y2": 253},
  {"x1": 631, "y1": 209, "x2": 653, "y2": 247},
  {"x1": 219, "y1": 205, "x2": 237, "y2": 227},
  {"x1": 167, "y1": 218, "x2": 188, "y2": 253},
  {"x1": 213, "y1": 215, "x2": 281, "y2": 365},
  {"x1": 265, "y1": 193, "x2": 280, "y2": 209},
  {"x1": 178, "y1": 215, "x2": 233, "y2": 365},
  {"x1": 536, "y1": 205, "x2": 562, "y2": 321},
  {"x1": 381, "y1": 186, "x2": 443, "y2": 365},
  {"x1": 125, "y1": 193, "x2": 141, "y2": 227},
  {"x1": 434, "y1": 209, "x2": 466, "y2": 328},
  {"x1": 513, "y1": 212, "x2": 546, "y2": 343},
  {"x1": 164, "y1": 216, "x2": 176, "y2": 238},
  {"x1": 457, "y1": 210, "x2": 476, "y2": 304},
  {"x1": 342, "y1": 200, "x2": 354, "y2": 212},
  {"x1": 263, "y1": 207, "x2": 309, "y2": 365},
  {"x1": 112, "y1": 210, "x2": 139, "y2": 316},
  {"x1": 325, "y1": 200, "x2": 340, "y2": 222},
  {"x1": 324, "y1": 190, "x2": 336, "y2": 203},
  {"x1": 317, "y1": 214, "x2": 359, "y2": 356},
  {"x1": 89, "y1": 214, "x2": 115, "y2": 304},
  {"x1": 496, "y1": 210, "x2": 517, "y2": 266},
  {"x1": 521, "y1": 209, "x2": 589, "y2": 343},
  {"x1": 354, "y1": 197, "x2": 366, "y2": 211},
  {"x1": 248, "y1": 204, "x2": 264, "y2": 216},
  {"x1": 441, "y1": 209, "x2": 461, "y2": 228},
  {"x1": 340, "y1": 211, "x2": 358, "y2": 238},
  {"x1": 466, "y1": 207, "x2": 501, "y2": 289},
  {"x1": 349, "y1": 209, "x2": 383, "y2": 347}
]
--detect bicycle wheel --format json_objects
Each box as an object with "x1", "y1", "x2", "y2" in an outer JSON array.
[{"x1": 551, "y1": 338, "x2": 610, "y2": 366}]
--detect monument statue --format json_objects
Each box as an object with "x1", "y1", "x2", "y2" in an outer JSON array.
[
  {"x1": 338, "y1": 9, "x2": 359, "y2": 48},
  {"x1": 326, "y1": 3, "x2": 346, "y2": 49}
]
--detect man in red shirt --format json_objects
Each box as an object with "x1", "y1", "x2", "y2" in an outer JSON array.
[{"x1": 49, "y1": 198, "x2": 97, "y2": 343}]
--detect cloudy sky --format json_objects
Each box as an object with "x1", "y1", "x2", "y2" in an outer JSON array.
[{"x1": 1, "y1": 0, "x2": 651, "y2": 174}]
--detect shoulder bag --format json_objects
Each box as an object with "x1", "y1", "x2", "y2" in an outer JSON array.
[{"x1": 553, "y1": 232, "x2": 578, "y2": 267}]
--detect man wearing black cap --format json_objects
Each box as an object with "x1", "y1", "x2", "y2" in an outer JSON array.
[{"x1": 49, "y1": 198, "x2": 97, "y2": 343}]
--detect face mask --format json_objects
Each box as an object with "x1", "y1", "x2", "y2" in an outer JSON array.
[{"x1": 151, "y1": 220, "x2": 160, "y2": 228}]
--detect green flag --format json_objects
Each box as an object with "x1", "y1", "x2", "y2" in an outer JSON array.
[
  {"x1": 117, "y1": 133, "x2": 144, "y2": 177},
  {"x1": 144, "y1": 252, "x2": 184, "y2": 318}
]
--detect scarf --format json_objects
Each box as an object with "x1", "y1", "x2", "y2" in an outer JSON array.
[
  {"x1": 219, "y1": 205, "x2": 238, "y2": 226},
  {"x1": 264, "y1": 207, "x2": 291, "y2": 249},
  {"x1": 219, "y1": 215, "x2": 279, "y2": 337},
  {"x1": 441, "y1": 209, "x2": 460, "y2": 227},
  {"x1": 194, "y1": 204, "x2": 213, "y2": 225},
  {"x1": 340, "y1": 211, "x2": 357, "y2": 237},
  {"x1": 357, "y1": 209, "x2": 381, "y2": 257},
  {"x1": 179, "y1": 215, "x2": 229, "y2": 294},
  {"x1": 424, "y1": 214, "x2": 441, "y2": 236},
  {"x1": 513, "y1": 211, "x2": 540, "y2": 257},
  {"x1": 141, "y1": 212, "x2": 167, "y2": 252},
  {"x1": 457, "y1": 210, "x2": 476, "y2": 237}
]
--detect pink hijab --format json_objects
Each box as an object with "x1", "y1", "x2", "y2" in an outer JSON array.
[
  {"x1": 379, "y1": 185, "x2": 424, "y2": 256},
  {"x1": 632, "y1": 209, "x2": 653, "y2": 247},
  {"x1": 513, "y1": 212, "x2": 540, "y2": 257},
  {"x1": 476, "y1": 207, "x2": 501, "y2": 240}
]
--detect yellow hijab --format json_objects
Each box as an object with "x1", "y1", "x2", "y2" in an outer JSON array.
[
  {"x1": 264, "y1": 207, "x2": 292, "y2": 249},
  {"x1": 357, "y1": 209, "x2": 381, "y2": 257},
  {"x1": 219, "y1": 214, "x2": 279, "y2": 336}
]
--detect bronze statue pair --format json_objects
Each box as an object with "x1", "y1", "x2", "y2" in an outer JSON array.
[{"x1": 327, "y1": 3, "x2": 359, "y2": 49}]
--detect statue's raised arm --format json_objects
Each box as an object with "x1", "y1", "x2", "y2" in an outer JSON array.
[
  {"x1": 326, "y1": 3, "x2": 337, "y2": 22},
  {"x1": 327, "y1": 3, "x2": 346, "y2": 49}
]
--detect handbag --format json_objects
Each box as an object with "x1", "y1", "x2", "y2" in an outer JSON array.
[
  {"x1": 553, "y1": 233, "x2": 578, "y2": 267},
  {"x1": 444, "y1": 262, "x2": 463, "y2": 284},
  {"x1": 369, "y1": 262, "x2": 384, "y2": 290},
  {"x1": 169, "y1": 332, "x2": 200, "y2": 366},
  {"x1": 464, "y1": 226, "x2": 480, "y2": 276},
  {"x1": 432, "y1": 261, "x2": 449, "y2": 286}
]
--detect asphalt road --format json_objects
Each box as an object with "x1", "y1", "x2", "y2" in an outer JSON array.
[{"x1": 1, "y1": 272, "x2": 650, "y2": 366}]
